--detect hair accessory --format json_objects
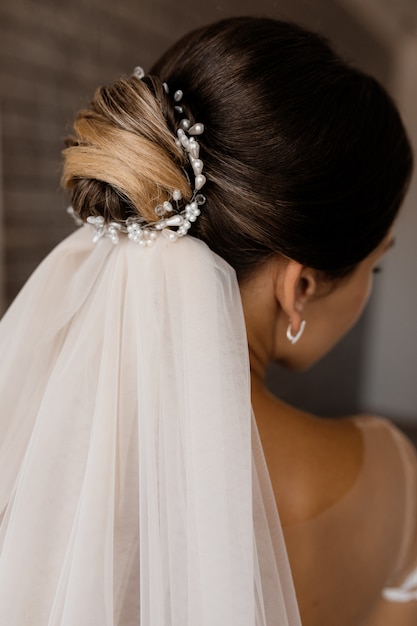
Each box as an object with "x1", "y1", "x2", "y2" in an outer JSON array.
[
  {"x1": 68, "y1": 67, "x2": 206, "y2": 247},
  {"x1": 286, "y1": 320, "x2": 306, "y2": 345},
  {"x1": 133, "y1": 66, "x2": 145, "y2": 79}
]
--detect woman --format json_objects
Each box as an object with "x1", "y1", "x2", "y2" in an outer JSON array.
[{"x1": 0, "y1": 16, "x2": 416, "y2": 626}]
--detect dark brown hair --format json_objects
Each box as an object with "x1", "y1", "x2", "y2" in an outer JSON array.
[{"x1": 63, "y1": 17, "x2": 413, "y2": 281}]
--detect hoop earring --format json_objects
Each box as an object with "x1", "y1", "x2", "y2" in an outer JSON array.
[{"x1": 286, "y1": 320, "x2": 306, "y2": 345}]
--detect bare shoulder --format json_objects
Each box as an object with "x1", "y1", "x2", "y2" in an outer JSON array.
[
  {"x1": 254, "y1": 394, "x2": 417, "y2": 625},
  {"x1": 253, "y1": 389, "x2": 364, "y2": 526}
]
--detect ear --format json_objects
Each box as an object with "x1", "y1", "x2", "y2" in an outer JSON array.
[{"x1": 275, "y1": 260, "x2": 318, "y2": 336}]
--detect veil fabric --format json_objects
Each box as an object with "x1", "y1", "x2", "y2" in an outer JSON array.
[{"x1": 0, "y1": 226, "x2": 301, "y2": 625}]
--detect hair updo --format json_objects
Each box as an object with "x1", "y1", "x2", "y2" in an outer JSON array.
[
  {"x1": 62, "y1": 76, "x2": 191, "y2": 223},
  {"x1": 63, "y1": 16, "x2": 413, "y2": 282}
]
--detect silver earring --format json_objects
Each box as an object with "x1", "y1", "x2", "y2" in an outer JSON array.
[{"x1": 286, "y1": 320, "x2": 306, "y2": 345}]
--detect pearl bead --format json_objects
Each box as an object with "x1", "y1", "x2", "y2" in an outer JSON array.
[
  {"x1": 180, "y1": 118, "x2": 191, "y2": 130},
  {"x1": 188, "y1": 123, "x2": 204, "y2": 136},
  {"x1": 195, "y1": 174, "x2": 206, "y2": 190},
  {"x1": 188, "y1": 142, "x2": 200, "y2": 159},
  {"x1": 163, "y1": 201, "x2": 174, "y2": 212},
  {"x1": 174, "y1": 89, "x2": 183, "y2": 102},
  {"x1": 191, "y1": 159, "x2": 203, "y2": 175},
  {"x1": 162, "y1": 230, "x2": 178, "y2": 241},
  {"x1": 177, "y1": 130, "x2": 189, "y2": 149},
  {"x1": 165, "y1": 215, "x2": 183, "y2": 227},
  {"x1": 133, "y1": 66, "x2": 145, "y2": 79}
]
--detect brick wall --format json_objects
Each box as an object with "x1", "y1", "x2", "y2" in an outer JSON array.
[{"x1": 0, "y1": 0, "x2": 170, "y2": 305}]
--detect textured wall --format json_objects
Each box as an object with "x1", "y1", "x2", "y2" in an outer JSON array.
[{"x1": 0, "y1": 0, "x2": 168, "y2": 303}]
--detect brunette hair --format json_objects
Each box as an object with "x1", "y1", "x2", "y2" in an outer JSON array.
[{"x1": 63, "y1": 17, "x2": 413, "y2": 281}]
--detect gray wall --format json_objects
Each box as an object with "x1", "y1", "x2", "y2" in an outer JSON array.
[{"x1": 360, "y1": 32, "x2": 417, "y2": 423}]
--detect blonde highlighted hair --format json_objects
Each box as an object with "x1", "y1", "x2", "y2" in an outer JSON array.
[{"x1": 62, "y1": 76, "x2": 191, "y2": 223}]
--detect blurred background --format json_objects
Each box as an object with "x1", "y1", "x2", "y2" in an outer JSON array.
[{"x1": 0, "y1": 0, "x2": 416, "y2": 427}]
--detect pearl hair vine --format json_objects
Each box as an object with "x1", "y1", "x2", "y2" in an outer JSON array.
[{"x1": 68, "y1": 66, "x2": 206, "y2": 247}]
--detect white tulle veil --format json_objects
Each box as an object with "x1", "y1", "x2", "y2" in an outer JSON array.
[{"x1": 0, "y1": 225, "x2": 301, "y2": 625}]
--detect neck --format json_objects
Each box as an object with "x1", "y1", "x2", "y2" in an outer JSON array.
[
  {"x1": 239, "y1": 272, "x2": 279, "y2": 398},
  {"x1": 248, "y1": 344, "x2": 268, "y2": 390}
]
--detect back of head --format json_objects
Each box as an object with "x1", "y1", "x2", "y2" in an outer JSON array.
[{"x1": 63, "y1": 16, "x2": 413, "y2": 281}]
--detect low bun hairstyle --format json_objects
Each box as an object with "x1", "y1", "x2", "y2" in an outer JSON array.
[
  {"x1": 62, "y1": 76, "x2": 190, "y2": 223},
  {"x1": 63, "y1": 17, "x2": 413, "y2": 282}
]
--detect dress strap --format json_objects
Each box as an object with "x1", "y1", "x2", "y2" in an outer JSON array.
[{"x1": 383, "y1": 567, "x2": 417, "y2": 602}]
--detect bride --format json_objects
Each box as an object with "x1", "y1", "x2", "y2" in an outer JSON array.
[{"x1": 0, "y1": 16, "x2": 416, "y2": 626}]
